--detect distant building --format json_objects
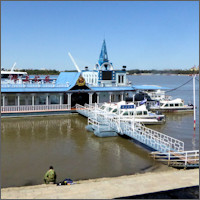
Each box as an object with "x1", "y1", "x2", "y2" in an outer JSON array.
[{"x1": 190, "y1": 65, "x2": 199, "y2": 71}]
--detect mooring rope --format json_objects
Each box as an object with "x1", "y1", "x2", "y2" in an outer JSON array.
[{"x1": 165, "y1": 77, "x2": 193, "y2": 93}]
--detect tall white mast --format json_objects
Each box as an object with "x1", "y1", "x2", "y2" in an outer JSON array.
[
  {"x1": 193, "y1": 74, "x2": 196, "y2": 130},
  {"x1": 68, "y1": 52, "x2": 81, "y2": 72},
  {"x1": 11, "y1": 62, "x2": 16, "y2": 72}
]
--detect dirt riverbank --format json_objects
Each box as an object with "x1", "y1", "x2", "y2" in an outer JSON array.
[{"x1": 1, "y1": 168, "x2": 198, "y2": 199}]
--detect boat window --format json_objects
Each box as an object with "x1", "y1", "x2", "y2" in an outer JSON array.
[
  {"x1": 109, "y1": 108, "x2": 112, "y2": 111},
  {"x1": 164, "y1": 104, "x2": 169, "y2": 107},
  {"x1": 170, "y1": 104, "x2": 174, "y2": 107},
  {"x1": 175, "y1": 103, "x2": 179, "y2": 107},
  {"x1": 123, "y1": 111, "x2": 129, "y2": 115},
  {"x1": 100, "y1": 106, "x2": 105, "y2": 110},
  {"x1": 121, "y1": 75, "x2": 124, "y2": 83},
  {"x1": 1, "y1": 74, "x2": 10, "y2": 78},
  {"x1": 160, "y1": 103, "x2": 164, "y2": 106},
  {"x1": 112, "y1": 109, "x2": 117, "y2": 113},
  {"x1": 129, "y1": 111, "x2": 134, "y2": 115},
  {"x1": 180, "y1": 103, "x2": 183, "y2": 106},
  {"x1": 137, "y1": 111, "x2": 143, "y2": 115},
  {"x1": 143, "y1": 111, "x2": 148, "y2": 115}
]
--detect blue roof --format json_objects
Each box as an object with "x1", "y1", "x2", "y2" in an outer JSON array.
[
  {"x1": 1, "y1": 72, "x2": 81, "y2": 93},
  {"x1": 56, "y1": 72, "x2": 80, "y2": 87},
  {"x1": 90, "y1": 86, "x2": 134, "y2": 92},
  {"x1": 132, "y1": 85, "x2": 170, "y2": 90}
]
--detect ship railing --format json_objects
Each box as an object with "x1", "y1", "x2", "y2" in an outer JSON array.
[
  {"x1": 1, "y1": 104, "x2": 70, "y2": 112},
  {"x1": 1, "y1": 83, "x2": 70, "y2": 88}
]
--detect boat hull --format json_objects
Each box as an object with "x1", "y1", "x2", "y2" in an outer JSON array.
[{"x1": 150, "y1": 108, "x2": 194, "y2": 113}]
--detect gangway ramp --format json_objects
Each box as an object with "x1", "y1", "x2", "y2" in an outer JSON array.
[{"x1": 76, "y1": 103, "x2": 199, "y2": 168}]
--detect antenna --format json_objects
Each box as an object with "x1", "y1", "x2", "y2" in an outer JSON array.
[
  {"x1": 11, "y1": 62, "x2": 16, "y2": 71},
  {"x1": 68, "y1": 52, "x2": 81, "y2": 72}
]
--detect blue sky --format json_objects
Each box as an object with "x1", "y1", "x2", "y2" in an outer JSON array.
[{"x1": 1, "y1": 1, "x2": 199, "y2": 71}]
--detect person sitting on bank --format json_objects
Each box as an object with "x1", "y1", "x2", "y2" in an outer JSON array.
[{"x1": 44, "y1": 166, "x2": 57, "y2": 184}]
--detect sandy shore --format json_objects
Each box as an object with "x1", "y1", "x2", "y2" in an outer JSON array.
[{"x1": 1, "y1": 168, "x2": 198, "y2": 199}]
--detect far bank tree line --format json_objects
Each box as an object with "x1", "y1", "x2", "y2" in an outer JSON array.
[{"x1": 17, "y1": 69, "x2": 199, "y2": 75}]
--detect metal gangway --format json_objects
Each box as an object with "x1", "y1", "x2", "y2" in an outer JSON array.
[{"x1": 76, "y1": 103, "x2": 199, "y2": 168}]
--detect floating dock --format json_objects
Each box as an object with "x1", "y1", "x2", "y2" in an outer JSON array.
[{"x1": 76, "y1": 103, "x2": 199, "y2": 168}]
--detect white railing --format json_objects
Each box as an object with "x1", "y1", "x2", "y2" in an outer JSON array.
[
  {"x1": 95, "y1": 106, "x2": 183, "y2": 152},
  {"x1": 134, "y1": 122, "x2": 184, "y2": 152},
  {"x1": 76, "y1": 103, "x2": 185, "y2": 153},
  {"x1": 1, "y1": 104, "x2": 70, "y2": 112},
  {"x1": 150, "y1": 150, "x2": 199, "y2": 167},
  {"x1": 1, "y1": 83, "x2": 70, "y2": 88},
  {"x1": 76, "y1": 103, "x2": 198, "y2": 167},
  {"x1": 88, "y1": 117, "x2": 100, "y2": 132}
]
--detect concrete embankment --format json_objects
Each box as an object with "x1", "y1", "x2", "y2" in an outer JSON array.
[{"x1": 1, "y1": 169, "x2": 198, "y2": 199}]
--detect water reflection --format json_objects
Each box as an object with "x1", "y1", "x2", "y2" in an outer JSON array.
[
  {"x1": 192, "y1": 131, "x2": 197, "y2": 150},
  {"x1": 2, "y1": 109, "x2": 199, "y2": 188},
  {"x1": 2, "y1": 115, "x2": 160, "y2": 188}
]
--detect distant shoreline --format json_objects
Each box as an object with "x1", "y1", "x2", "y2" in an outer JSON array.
[
  {"x1": 12, "y1": 69, "x2": 199, "y2": 76},
  {"x1": 128, "y1": 73, "x2": 198, "y2": 76}
]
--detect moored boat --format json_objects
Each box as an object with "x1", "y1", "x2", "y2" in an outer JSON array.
[
  {"x1": 98, "y1": 101, "x2": 166, "y2": 125},
  {"x1": 150, "y1": 98, "x2": 194, "y2": 112}
]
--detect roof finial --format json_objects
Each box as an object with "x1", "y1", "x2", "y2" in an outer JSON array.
[{"x1": 98, "y1": 39, "x2": 109, "y2": 66}]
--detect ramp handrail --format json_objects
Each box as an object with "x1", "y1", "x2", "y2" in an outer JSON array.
[
  {"x1": 150, "y1": 150, "x2": 199, "y2": 166},
  {"x1": 134, "y1": 122, "x2": 184, "y2": 152},
  {"x1": 76, "y1": 103, "x2": 185, "y2": 153},
  {"x1": 88, "y1": 117, "x2": 101, "y2": 132}
]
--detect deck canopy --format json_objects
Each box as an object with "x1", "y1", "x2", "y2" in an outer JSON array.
[
  {"x1": 90, "y1": 86, "x2": 134, "y2": 92},
  {"x1": 132, "y1": 85, "x2": 170, "y2": 90}
]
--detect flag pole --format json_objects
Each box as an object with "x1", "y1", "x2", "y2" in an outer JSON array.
[{"x1": 193, "y1": 74, "x2": 196, "y2": 130}]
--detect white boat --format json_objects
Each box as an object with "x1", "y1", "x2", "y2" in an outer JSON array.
[
  {"x1": 134, "y1": 90, "x2": 171, "y2": 102},
  {"x1": 146, "y1": 89, "x2": 172, "y2": 101},
  {"x1": 1, "y1": 70, "x2": 27, "y2": 79},
  {"x1": 99, "y1": 101, "x2": 165, "y2": 125},
  {"x1": 1, "y1": 63, "x2": 27, "y2": 83},
  {"x1": 150, "y1": 98, "x2": 194, "y2": 112}
]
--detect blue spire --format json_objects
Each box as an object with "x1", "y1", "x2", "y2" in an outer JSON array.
[{"x1": 98, "y1": 40, "x2": 109, "y2": 66}]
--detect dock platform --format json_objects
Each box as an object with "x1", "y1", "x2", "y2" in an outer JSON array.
[{"x1": 76, "y1": 103, "x2": 199, "y2": 168}]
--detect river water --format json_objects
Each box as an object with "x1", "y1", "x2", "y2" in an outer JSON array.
[{"x1": 1, "y1": 75, "x2": 199, "y2": 188}]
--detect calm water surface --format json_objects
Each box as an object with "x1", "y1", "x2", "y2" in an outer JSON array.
[{"x1": 1, "y1": 75, "x2": 199, "y2": 188}]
